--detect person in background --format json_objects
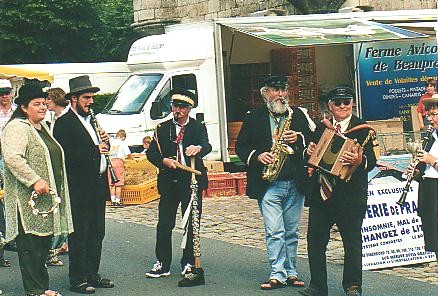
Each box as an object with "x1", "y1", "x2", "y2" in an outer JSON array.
[
  {"x1": 0, "y1": 79, "x2": 15, "y2": 269},
  {"x1": 145, "y1": 87, "x2": 211, "y2": 287},
  {"x1": 236, "y1": 76, "x2": 315, "y2": 290},
  {"x1": 141, "y1": 136, "x2": 152, "y2": 154},
  {"x1": 108, "y1": 129, "x2": 132, "y2": 206},
  {"x1": 46, "y1": 87, "x2": 70, "y2": 134},
  {"x1": 53, "y1": 75, "x2": 114, "y2": 294},
  {"x1": 407, "y1": 94, "x2": 438, "y2": 258},
  {"x1": 1, "y1": 83, "x2": 74, "y2": 296},
  {"x1": 301, "y1": 86, "x2": 378, "y2": 296},
  {"x1": 417, "y1": 79, "x2": 436, "y2": 130},
  {"x1": 45, "y1": 87, "x2": 70, "y2": 267}
]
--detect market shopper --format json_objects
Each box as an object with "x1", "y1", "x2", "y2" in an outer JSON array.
[
  {"x1": 301, "y1": 86, "x2": 378, "y2": 296},
  {"x1": 417, "y1": 79, "x2": 436, "y2": 130},
  {"x1": 145, "y1": 87, "x2": 211, "y2": 287},
  {"x1": 0, "y1": 79, "x2": 15, "y2": 269},
  {"x1": 1, "y1": 83, "x2": 74, "y2": 296},
  {"x1": 407, "y1": 94, "x2": 438, "y2": 258},
  {"x1": 236, "y1": 76, "x2": 315, "y2": 290}
]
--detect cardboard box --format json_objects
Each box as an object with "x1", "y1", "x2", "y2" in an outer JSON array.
[
  {"x1": 203, "y1": 160, "x2": 224, "y2": 172},
  {"x1": 368, "y1": 119, "x2": 405, "y2": 153}
]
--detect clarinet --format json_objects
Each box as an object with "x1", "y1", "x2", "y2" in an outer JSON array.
[
  {"x1": 397, "y1": 126, "x2": 434, "y2": 205},
  {"x1": 89, "y1": 109, "x2": 120, "y2": 184}
]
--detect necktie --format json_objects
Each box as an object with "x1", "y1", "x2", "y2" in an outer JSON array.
[
  {"x1": 174, "y1": 124, "x2": 185, "y2": 163},
  {"x1": 320, "y1": 174, "x2": 334, "y2": 201},
  {"x1": 336, "y1": 123, "x2": 342, "y2": 135}
]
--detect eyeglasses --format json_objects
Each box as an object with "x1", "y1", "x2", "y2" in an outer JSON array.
[
  {"x1": 330, "y1": 99, "x2": 352, "y2": 107},
  {"x1": 427, "y1": 111, "x2": 438, "y2": 118},
  {"x1": 0, "y1": 91, "x2": 11, "y2": 96}
]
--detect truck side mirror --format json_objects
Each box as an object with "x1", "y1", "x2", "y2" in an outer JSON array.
[{"x1": 151, "y1": 101, "x2": 161, "y2": 118}]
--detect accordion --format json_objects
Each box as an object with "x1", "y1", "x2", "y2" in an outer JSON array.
[{"x1": 308, "y1": 128, "x2": 361, "y2": 181}]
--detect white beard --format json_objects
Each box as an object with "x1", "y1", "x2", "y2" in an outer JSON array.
[{"x1": 266, "y1": 98, "x2": 289, "y2": 114}]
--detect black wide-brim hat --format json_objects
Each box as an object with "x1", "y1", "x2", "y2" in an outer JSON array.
[
  {"x1": 65, "y1": 75, "x2": 100, "y2": 99},
  {"x1": 324, "y1": 85, "x2": 355, "y2": 103},
  {"x1": 15, "y1": 83, "x2": 48, "y2": 105},
  {"x1": 170, "y1": 87, "x2": 197, "y2": 107}
]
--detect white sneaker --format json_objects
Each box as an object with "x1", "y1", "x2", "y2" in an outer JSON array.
[
  {"x1": 181, "y1": 263, "x2": 193, "y2": 276},
  {"x1": 145, "y1": 261, "x2": 170, "y2": 278}
]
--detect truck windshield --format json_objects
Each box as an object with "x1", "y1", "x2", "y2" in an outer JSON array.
[{"x1": 102, "y1": 74, "x2": 163, "y2": 114}]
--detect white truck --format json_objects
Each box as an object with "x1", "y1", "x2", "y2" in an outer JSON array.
[
  {"x1": 3, "y1": 62, "x2": 131, "y2": 94},
  {"x1": 96, "y1": 10, "x2": 434, "y2": 162}
]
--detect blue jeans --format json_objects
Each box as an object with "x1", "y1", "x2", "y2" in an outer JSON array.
[{"x1": 258, "y1": 180, "x2": 304, "y2": 282}]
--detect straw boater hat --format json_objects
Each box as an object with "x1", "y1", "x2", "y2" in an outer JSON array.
[
  {"x1": 65, "y1": 75, "x2": 100, "y2": 99},
  {"x1": 170, "y1": 87, "x2": 197, "y2": 108},
  {"x1": 423, "y1": 93, "x2": 438, "y2": 108}
]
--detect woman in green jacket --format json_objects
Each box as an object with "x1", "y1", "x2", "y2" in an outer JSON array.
[{"x1": 1, "y1": 83, "x2": 73, "y2": 296}]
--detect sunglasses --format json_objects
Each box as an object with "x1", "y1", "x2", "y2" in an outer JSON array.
[
  {"x1": 0, "y1": 91, "x2": 11, "y2": 96},
  {"x1": 330, "y1": 99, "x2": 352, "y2": 107}
]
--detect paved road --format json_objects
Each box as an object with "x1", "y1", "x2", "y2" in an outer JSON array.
[{"x1": 1, "y1": 219, "x2": 437, "y2": 296}]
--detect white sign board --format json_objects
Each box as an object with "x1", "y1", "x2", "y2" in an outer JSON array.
[{"x1": 362, "y1": 182, "x2": 436, "y2": 270}]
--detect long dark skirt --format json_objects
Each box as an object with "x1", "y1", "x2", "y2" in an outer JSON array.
[{"x1": 418, "y1": 178, "x2": 438, "y2": 255}]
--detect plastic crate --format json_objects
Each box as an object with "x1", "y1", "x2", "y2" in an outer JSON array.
[
  {"x1": 203, "y1": 187, "x2": 237, "y2": 198},
  {"x1": 231, "y1": 172, "x2": 247, "y2": 196},
  {"x1": 203, "y1": 172, "x2": 237, "y2": 197},
  {"x1": 121, "y1": 178, "x2": 159, "y2": 205},
  {"x1": 207, "y1": 172, "x2": 235, "y2": 189}
]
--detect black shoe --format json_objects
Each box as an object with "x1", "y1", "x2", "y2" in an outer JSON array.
[
  {"x1": 178, "y1": 267, "x2": 205, "y2": 287},
  {"x1": 345, "y1": 286, "x2": 362, "y2": 296},
  {"x1": 70, "y1": 283, "x2": 96, "y2": 294},
  {"x1": 145, "y1": 261, "x2": 170, "y2": 278},
  {"x1": 299, "y1": 286, "x2": 327, "y2": 296},
  {"x1": 88, "y1": 277, "x2": 114, "y2": 288},
  {"x1": 3, "y1": 241, "x2": 17, "y2": 252}
]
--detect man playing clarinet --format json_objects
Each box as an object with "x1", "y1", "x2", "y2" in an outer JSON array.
[
  {"x1": 53, "y1": 75, "x2": 114, "y2": 294},
  {"x1": 145, "y1": 87, "x2": 211, "y2": 287}
]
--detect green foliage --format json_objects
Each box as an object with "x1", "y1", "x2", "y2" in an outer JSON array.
[
  {"x1": 287, "y1": 0, "x2": 346, "y2": 14},
  {"x1": 93, "y1": 92, "x2": 114, "y2": 114},
  {"x1": 0, "y1": 0, "x2": 138, "y2": 64}
]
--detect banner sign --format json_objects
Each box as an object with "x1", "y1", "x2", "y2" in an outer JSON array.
[
  {"x1": 362, "y1": 182, "x2": 436, "y2": 270},
  {"x1": 357, "y1": 39, "x2": 437, "y2": 127}
]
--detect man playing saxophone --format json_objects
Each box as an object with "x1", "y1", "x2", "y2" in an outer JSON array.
[
  {"x1": 406, "y1": 94, "x2": 438, "y2": 258},
  {"x1": 236, "y1": 76, "x2": 315, "y2": 290}
]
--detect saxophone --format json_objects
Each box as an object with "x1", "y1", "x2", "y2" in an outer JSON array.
[{"x1": 262, "y1": 103, "x2": 295, "y2": 182}]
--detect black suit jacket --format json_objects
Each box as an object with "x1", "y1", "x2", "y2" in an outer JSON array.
[
  {"x1": 236, "y1": 105, "x2": 315, "y2": 200},
  {"x1": 146, "y1": 117, "x2": 212, "y2": 195},
  {"x1": 306, "y1": 115, "x2": 377, "y2": 211},
  {"x1": 53, "y1": 109, "x2": 110, "y2": 205}
]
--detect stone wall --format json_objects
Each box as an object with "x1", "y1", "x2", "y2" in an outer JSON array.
[
  {"x1": 343, "y1": 0, "x2": 436, "y2": 10},
  {"x1": 132, "y1": 0, "x2": 295, "y2": 35},
  {"x1": 133, "y1": 0, "x2": 437, "y2": 35}
]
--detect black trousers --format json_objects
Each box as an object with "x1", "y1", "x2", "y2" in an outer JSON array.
[
  {"x1": 307, "y1": 203, "x2": 365, "y2": 294},
  {"x1": 68, "y1": 198, "x2": 106, "y2": 286},
  {"x1": 0, "y1": 200, "x2": 5, "y2": 260},
  {"x1": 155, "y1": 179, "x2": 202, "y2": 271},
  {"x1": 15, "y1": 216, "x2": 52, "y2": 295}
]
